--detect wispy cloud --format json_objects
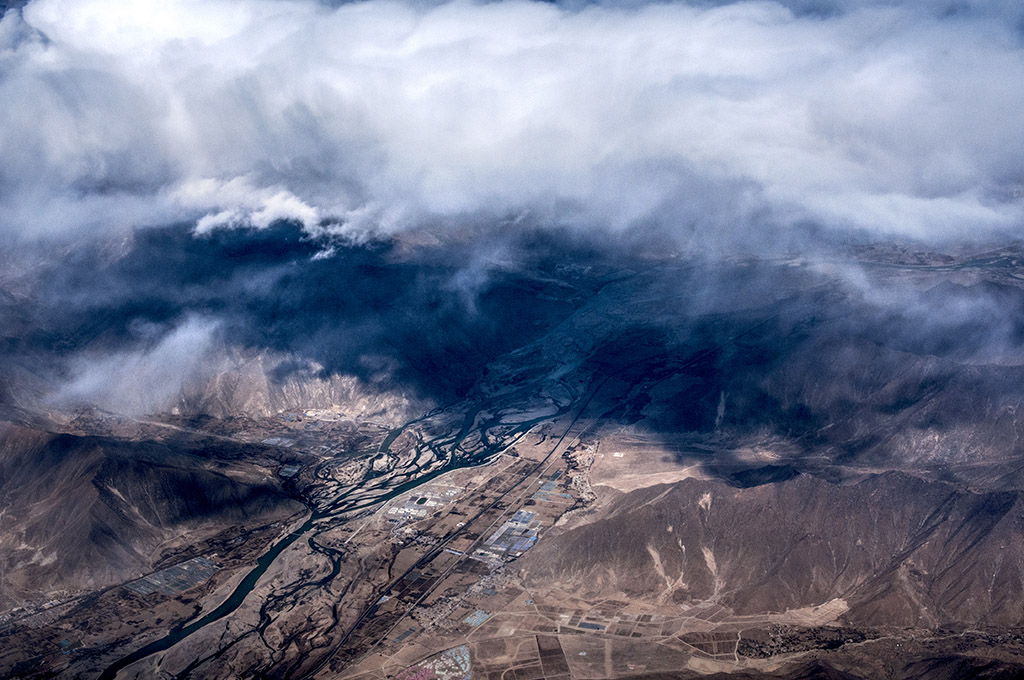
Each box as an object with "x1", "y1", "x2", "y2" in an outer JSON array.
[{"x1": 49, "y1": 315, "x2": 221, "y2": 415}]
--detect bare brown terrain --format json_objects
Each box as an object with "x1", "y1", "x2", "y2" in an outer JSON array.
[{"x1": 5, "y1": 238, "x2": 1024, "y2": 680}]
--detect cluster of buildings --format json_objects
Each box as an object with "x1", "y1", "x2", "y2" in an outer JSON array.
[
  {"x1": 531, "y1": 470, "x2": 573, "y2": 503},
  {"x1": 386, "y1": 487, "x2": 460, "y2": 523},
  {"x1": 472, "y1": 510, "x2": 539, "y2": 565}
]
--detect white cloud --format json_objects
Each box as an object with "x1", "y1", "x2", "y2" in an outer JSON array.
[
  {"x1": 177, "y1": 176, "x2": 320, "y2": 232},
  {"x1": 51, "y1": 315, "x2": 221, "y2": 415},
  {"x1": 0, "y1": 0, "x2": 1022, "y2": 243}
]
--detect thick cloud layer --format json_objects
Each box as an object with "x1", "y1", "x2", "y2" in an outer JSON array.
[
  {"x1": 1, "y1": 0, "x2": 1022, "y2": 244},
  {"x1": 2, "y1": 0, "x2": 1024, "y2": 418}
]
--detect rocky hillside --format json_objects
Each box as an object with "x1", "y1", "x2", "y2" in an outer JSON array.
[
  {"x1": 523, "y1": 472, "x2": 1024, "y2": 628},
  {"x1": 0, "y1": 421, "x2": 302, "y2": 601},
  {"x1": 175, "y1": 350, "x2": 429, "y2": 425}
]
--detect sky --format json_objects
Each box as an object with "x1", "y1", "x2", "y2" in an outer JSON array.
[{"x1": 0, "y1": 0, "x2": 1022, "y2": 246}]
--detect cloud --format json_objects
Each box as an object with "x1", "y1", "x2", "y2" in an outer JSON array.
[
  {"x1": 49, "y1": 315, "x2": 221, "y2": 415},
  {"x1": 0, "y1": 0, "x2": 1021, "y2": 245}
]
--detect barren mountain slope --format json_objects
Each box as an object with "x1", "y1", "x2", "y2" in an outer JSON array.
[
  {"x1": 523, "y1": 472, "x2": 1024, "y2": 627},
  {"x1": 0, "y1": 421, "x2": 302, "y2": 601}
]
